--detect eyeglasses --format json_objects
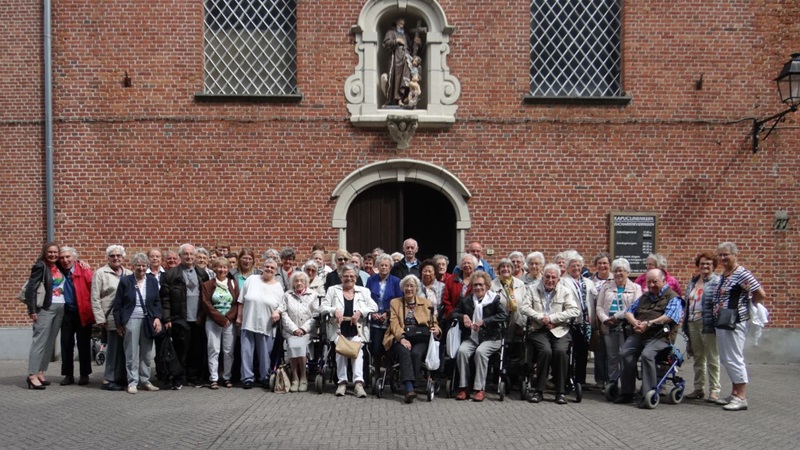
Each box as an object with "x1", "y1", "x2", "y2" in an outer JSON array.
[
  {"x1": 263, "y1": 266, "x2": 277, "y2": 271},
  {"x1": 109, "y1": 254, "x2": 122, "y2": 258},
  {"x1": 472, "y1": 283, "x2": 485, "y2": 287},
  {"x1": 337, "y1": 258, "x2": 348, "y2": 262}
]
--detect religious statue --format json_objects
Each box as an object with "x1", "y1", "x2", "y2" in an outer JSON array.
[{"x1": 381, "y1": 18, "x2": 426, "y2": 108}]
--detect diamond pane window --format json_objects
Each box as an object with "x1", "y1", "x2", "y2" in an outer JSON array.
[
  {"x1": 203, "y1": 0, "x2": 298, "y2": 96},
  {"x1": 530, "y1": 0, "x2": 621, "y2": 97}
]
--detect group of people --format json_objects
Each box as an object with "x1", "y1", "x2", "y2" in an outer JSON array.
[{"x1": 22, "y1": 238, "x2": 764, "y2": 411}]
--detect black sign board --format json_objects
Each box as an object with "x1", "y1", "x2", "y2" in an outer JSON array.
[{"x1": 609, "y1": 212, "x2": 657, "y2": 274}]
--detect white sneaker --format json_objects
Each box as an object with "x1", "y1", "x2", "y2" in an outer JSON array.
[
  {"x1": 336, "y1": 383, "x2": 346, "y2": 397},
  {"x1": 140, "y1": 383, "x2": 160, "y2": 392},
  {"x1": 722, "y1": 396, "x2": 748, "y2": 411},
  {"x1": 716, "y1": 395, "x2": 733, "y2": 405},
  {"x1": 127, "y1": 385, "x2": 138, "y2": 394},
  {"x1": 354, "y1": 383, "x2": 367, "y2": 398}
]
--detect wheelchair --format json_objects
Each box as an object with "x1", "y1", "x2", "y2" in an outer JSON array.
[
  {"x1": 520, "y1": 322, "x2": 583, "y2": 403},
  {"x1": 442, "y1": 320, "x2": 508, "y2": 401}
]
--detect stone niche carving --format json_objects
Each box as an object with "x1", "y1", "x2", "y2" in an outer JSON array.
[{"x1": 345, "y1": 0, "x2": 460, "y2": 129}]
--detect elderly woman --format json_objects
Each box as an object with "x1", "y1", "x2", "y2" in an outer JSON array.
[
  {"x1": 521, "y1": 263, "x2": 579, "y2": 404},
  {"x1": 277, "y1": 247, "x2": 299, "y2": 292},
  {"x1": 200, "y1": 257, "x2": 239, "y2": 389},
  {"x1": 320, "y1": 265, "x2": 377, "y2": 398},
  {"x1": 383, "y1": 275, "x2": 441, "y2": 403},
  {"x1": 522, "y1": 252, "x2": 545, "y2": 285},
  {"x1": 596, "y1": 258, "x2": 642, "y2": 387},
  {"x1": 554, "y1": 252, "x2": 567, "y2": 276},
  {"x1": 591, "y1": 252, "x2": 613, "y2": 289},
  {"x1": 634, "y1": 253, "x2": 683, "y2": 296},
  {"x1": 237, "y1": 257, "x2": 284, "y2": 389},
  {"x1": 508, "y1": 251, "x2": 526, "y2": 281},
  {"x1": 91, "y1": 244, "x2": 132, "y2": 391},
  {"x1": 558, "y1": 251, "x2": 596, "y2": 388},
  {"x1": 366, "y1": 254, "x2": 402, "y2": 372},
  {"x1": 432, "y1": 254, "x2": 452, "y2": 285},
  {"x1": 230, "y1": 248, "x2": 261, "y2": 291},
  {"x1": 24, "y1": 242, "x2": 63, "y2": 389},
  {"x1": 712, "y1": 242, "x2": 766, "y2": 411},
  {"x1": 682, "y1": 251, "x2": 721, "y2": 402},
  {"x1": 491, "y1": 258, "x2": 526, "y2": 339},
  {"x1": 391, "y1": 252, "x2": 403, "y2": 265},
  {"x1": 443, "y1": 254, "x2": 477, "y2": 320},
  {"x1": 311, "y1": 249, "x2": 333, "y2": 277},
  {"x1": 302, "y1": 259, "x2": 326, "y2": 296},
  {"x1": 451, "y1": 271, "x2": 508, "y2": 402},
  {"x1": 112, "y1": 253, "x2": 163, "y2": 394},
  {"x1": 280, "y1": 271, "x2": 318, "y2": 392},
  {"x1": 420, "y1": 259, "x2": 445, "y2": 317}
]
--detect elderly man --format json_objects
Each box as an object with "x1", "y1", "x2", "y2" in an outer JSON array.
[
  {"x1": 558, "y1": 251, "x2": 597, "y2": 388},
  {"x1": 146, "y1": 249, "x2": 165, "y2": 286},
  {"x1": 160, "y1": 243, "x2": 210, "y2": 389},
  {"x1": 390, "y1": 238, "x2": 421, "y2": 280},
  {"x1": 453, "y1": 241, "x2": 496, "y2": 280},
  {"x1": 164, "y1": 250, "x2": 180, "y2": 270},
  {"x1": 521, "y1": 263, "x2": 579, "y2": 404},
  {"x1": 58, "y1": 247, "x2": 94, "y2": 386},
  {"x1": 615, "y1": 269, "x2": 684, "y2": 405}
]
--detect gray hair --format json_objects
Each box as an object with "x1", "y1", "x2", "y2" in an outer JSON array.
[
  {"x1": 460, "y1": 254, "x2": 479, "y2": 267},
  {"x1": 340, "y1": 264, "x2": 358, "y2": 276},
  {"x1": 105, "y1": 244, "x2": 125, "y2": 258},
  {"x1": 262, "y1": 257, "x2": 278, "y2": 268},
  {"x1": 610, "y1": 258, "x2": 631, "y2": 274},
  {"x1": 302, "y1": 259, "x2": 319, "y2": 272},
  {"x1": 564, "y1": 250, "x2": 584, "y2": 268},
  {"x1": 542, "y1": 263, "x2": 561, "y2": 277},
  {"x1": 432, "y1": 254, "x2": 449, "y2": 265},
  {"x1": 280, "y1": 247, "x2": 296, "y2": 260},
  {"x1": 178, "y1": 243, "x2": 195, "y2": 255},
  {"x1": 496, "y1": 257, "x2": 513, "y2": 271},
  {"x1": 288, "y1": 271, "x2": 310, "y2": 287},
  {"x1": 471, "y1": 271, "x2": 493, "y2": 287},
  {"x1": 399, "y1": 275, "x2": 420, "y2": 290},
  {"x1": 130, "y1": 253, "x2": 149, "y2": 266},
  {"x1": 375, "y1": 253, "x2": 394, "y2": 266},
  {"x1": 526, "y1": 251, "x2": 545, "y2": 265},
  {"x1": 508, "y1": 251, "x2": 524, "y2": 261},
  {"x1": 718, "y1": 242, "x2": 739, "y2": 255},
  {"x1": 60, "y1": 246, "x2": 78, "y2": 258},
  {"x1": 390, "y1": 252, "x2": 403, "y2": 260},
  {"x1": 196, "y1": 247, "x2": 210, "y2": 258},
  {"x1": 263, "y1": 248, "x2": 281, "y2": 261}
]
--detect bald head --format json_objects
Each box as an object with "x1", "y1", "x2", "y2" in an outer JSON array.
[{"x1": 645, "y1": 268, "x2": 666, "y2": 295}]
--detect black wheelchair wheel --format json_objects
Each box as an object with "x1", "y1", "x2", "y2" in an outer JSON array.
[{"x1": 574, "y1": 382, "x2": 583, "y2": 403}]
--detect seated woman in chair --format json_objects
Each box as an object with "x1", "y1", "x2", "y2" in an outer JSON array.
[{"x1": 383, "y1": 275, "x2": 440, "y2": 403}]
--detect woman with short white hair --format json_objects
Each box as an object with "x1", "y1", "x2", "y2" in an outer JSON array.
[
  {"x1": 596, "y1": 258, "x2": 641, "y2": 388},
  {"x1": 523, "y1": 252, "x2": 545, "y2": 285},
  {"x1": 280, "y1": 271, "x2": 318, "y2": 392}
]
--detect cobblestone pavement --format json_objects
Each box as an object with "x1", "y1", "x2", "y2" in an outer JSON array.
[{"x1": 1, "y1": 360, "x2": 797, "y2": 449}]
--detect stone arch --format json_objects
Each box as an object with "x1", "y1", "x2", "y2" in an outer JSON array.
[
  {"x1": 345, "y1": 0, "x2": 461, "y2": 128},
  {"x1": 331, "y1": 158, "x2": 471, "y2": 251}
]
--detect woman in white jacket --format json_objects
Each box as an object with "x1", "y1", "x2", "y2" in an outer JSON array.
[
  {"x1": 320, "y1": 265, "x2": 377, "y2": 398},
  {"x1": 280, "y1": 272, "x2": 318, "y2": 392}
]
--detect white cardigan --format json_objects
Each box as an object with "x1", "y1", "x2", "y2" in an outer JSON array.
[{"x1": 320, "y1": 285, "x2": 377, "y2": 342}]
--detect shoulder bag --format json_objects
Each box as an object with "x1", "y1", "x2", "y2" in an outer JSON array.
[
  {"x1": 715, "y1": 277, "x2": 740, "y2": 331},
  {"x1": 17, "y1": 280, "x2": 46, "y2": 309}
]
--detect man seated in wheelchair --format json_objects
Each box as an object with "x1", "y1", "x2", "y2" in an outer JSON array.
[
  {"x1": 615, "y1": 269, "x2": 683, "y2": 405},
  {"x1": 520, "y1": 263, "x2": 579, "y2": 404}
]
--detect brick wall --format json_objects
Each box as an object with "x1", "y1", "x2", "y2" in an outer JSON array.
[{"x1": 1, "y1": 0, "x2": 798, "y2": 326}]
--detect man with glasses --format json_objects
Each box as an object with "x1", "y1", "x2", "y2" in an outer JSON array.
[
  {"x1": 520, "y1": 263, "x2": 579, "y2": 404},
  {"x1": 160, "y1": 243, "x2": 210, "y2": 389}
]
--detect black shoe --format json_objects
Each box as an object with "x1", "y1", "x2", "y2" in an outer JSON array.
[
  {"x1": 242, "y1": 380, "x2": 254, "y2": 390},
  {"x1": 102, "y1": 382, "x2": 124, "y2": 391},
  {"x1": 60, "y1": 376, "x2": 75, "y2": 386},
  {"x1": 170, "y1": 383, "x2": 182, "y2": 391},
  {"x1": 404, "y1": 391, "x2": 417, "y2": 404},
  {"x1": 529, "y1": 391, "x2": 543, "y2": 403},
  {"x1": 261, "y1": 381, "x2": 271, "y2": 390},
  {"x1": 613, "y1": 394, "x2": 635, "y2": 404},
  {"x1": 26, "y1": 377, "x2": 46, "y2": 390},
  {"x1": 555, "y1": 394, "x2": 567, "y2": 405},
  {"x1": 78, "y1": 376, "x2": 90, "y2": 386},
  {"x1": 38, "y1": 379, "x2": 51, "y2": 386}
]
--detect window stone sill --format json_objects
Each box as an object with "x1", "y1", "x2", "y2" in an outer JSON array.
[{"x1": 523, "y1": 94, "x2": 632, "y2": 106}]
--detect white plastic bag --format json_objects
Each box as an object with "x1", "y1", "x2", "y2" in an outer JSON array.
[
  {"x1": 446, "y1": 325, "x2": 461, "y2": 359},
  {"x1": 425, "y1": 333, "x2": 440, "y2": 371}
]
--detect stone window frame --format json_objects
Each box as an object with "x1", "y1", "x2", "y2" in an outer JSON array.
[
  {"x1": 196, "y1": 0, "x2": 303, "y2": 102},
  {"x1": 345, "y1": 0, "x2": 461, "y2": 128},
  {"x1": 524, "y1": 0, "x2": 630, "y2": 106}
]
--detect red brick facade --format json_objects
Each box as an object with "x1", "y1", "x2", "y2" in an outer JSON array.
[{"x1": 1, "y1": 1, "x2": 798, "y2": 327}]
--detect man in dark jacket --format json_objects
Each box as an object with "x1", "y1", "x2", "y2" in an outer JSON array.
[
  {"x1": 390, "y1": 238, "x2": 421, "y2": 280},
  {"x1": 160, "y1": 243, "x2": 209, "y2": 389}
]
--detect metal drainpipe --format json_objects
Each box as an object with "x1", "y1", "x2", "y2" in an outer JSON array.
[{"x1": 44, "y1": 0, "x2": 54, "y2": 241}]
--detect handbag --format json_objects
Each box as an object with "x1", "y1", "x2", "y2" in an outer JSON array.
[
  {"x1": 159, "y1": 336, "x2": 183, "y2": 379},
  {"x1": 17, "y1": 279, "x2": 45, "y2": 309},
  {"x1": 137, "y1": 284, "x2": 164, "y2": 339},
  {"x1": 273, "y1": 365, "x2": 291, "y2": 393},
  {"x1": 425, "y1": 332, "x2": 440, "y2": 371},
  {"x1": 335, "y1": 333, "x2": 361, "y2": 359},
  {"x1": 402, "y1": 302, "x2": 430, "y2": 344},
  {"x1": 715, "y1": 308, "x2": 738, "y2": 330},
  {"x1": 446, "y1": 324, "x2": 461, "y2": 359}
]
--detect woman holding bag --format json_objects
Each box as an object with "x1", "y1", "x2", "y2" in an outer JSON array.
[
  {"x1": 383, "y1": 275, "x2": 441, "y2": 403},
  {"x1": 280, "y1": 271, "x2": 318, "y2": 392},
  {"x1": 320, "y1": 265, "x2": 377, "y2": 398},
  {"x1": 24, "y1": 242, "x2": 62, "y2": 389},
  {"x1": 112, "y1": 253, "x2": 163, "y2": 394}
]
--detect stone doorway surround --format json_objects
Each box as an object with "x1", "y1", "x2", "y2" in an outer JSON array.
[
  {"x1": 331, "y1": 158, "x2": 471, "y2": 258},
  {"x1": 344, "y1": 0, "x2": 461, "y2": 129}
]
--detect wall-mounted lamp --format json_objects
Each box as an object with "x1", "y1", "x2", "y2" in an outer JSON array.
[{"x1": 752, "y1": 53, "x2": 800, "y2": 153}]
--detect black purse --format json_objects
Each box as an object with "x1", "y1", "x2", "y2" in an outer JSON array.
[
  {"x1": 136, "y1": 283, "x2": 164, "y2": 339},
  {"x1": 715, "y1": 278, "x2": 740, "y2": 331},
  {"x1": 403, "y1": 302, "x2": 430, "y2": 344}
]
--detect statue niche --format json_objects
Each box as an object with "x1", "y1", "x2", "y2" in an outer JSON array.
[{"x1": 380, "y1": 17, "x2": 426, "y2": 109}]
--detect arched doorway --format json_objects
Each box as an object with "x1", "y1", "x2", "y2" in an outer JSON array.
[
  {"x1": 346, "y1": 182, "x2": 456, "y2": 264},
  {"x1": 330, "y1": 159, "x2": 471, "y2": 271}
]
